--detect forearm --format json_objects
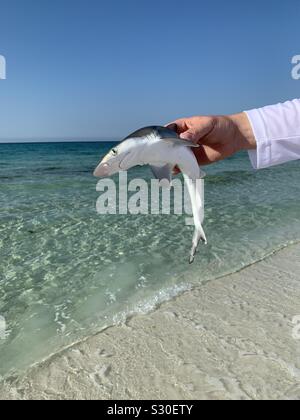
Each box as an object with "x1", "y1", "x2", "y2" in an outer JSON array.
[{"x1": 228, "y1": 112, "x2": 257, "y2": 152}]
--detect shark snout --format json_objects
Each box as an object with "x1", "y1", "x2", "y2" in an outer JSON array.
[{"x1": 93, "y1": 163, "x2": 110, "y2": 177}]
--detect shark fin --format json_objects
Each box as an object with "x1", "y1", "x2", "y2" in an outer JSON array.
[
  {"x1": 150, "y1": 164, "x2": 173, "y2": 183},
  {"x1": 163, "y1": 137, "x2": 200, "y2": 148},
  {"x1": 199, "y1": 168, "x2": 206, "y2": 178}
]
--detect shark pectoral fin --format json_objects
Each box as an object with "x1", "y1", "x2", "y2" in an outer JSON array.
[
  {"x1": 163, "y1": 137, "x2": 200, "y2": 148},
  {"x1": 150, "y1": 164, "x2": 173, "y2": 183},
  {"x1": 199, "y1": 168, "x2": 206, "y2": 178}
]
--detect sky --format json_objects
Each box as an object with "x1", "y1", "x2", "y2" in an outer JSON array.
[{"x1": 0, "y1": 0, "x2": 299, "y2": 141}]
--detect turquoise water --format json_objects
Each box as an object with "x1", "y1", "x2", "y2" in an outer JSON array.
[{"x1": 0, "y1": 142, "x2": 300, "y2": 377}]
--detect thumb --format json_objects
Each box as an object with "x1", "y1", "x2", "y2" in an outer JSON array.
[
  {"x1": 179, "y1": 129, "x2": 198, "y2": 143},
  {"x1": 180, "y1": 121, "x2": 214, "y2": 144}
]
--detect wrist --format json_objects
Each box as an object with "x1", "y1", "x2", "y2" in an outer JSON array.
[{"x1": 228, "y1": 112, "x2": 257, "y2": 151}]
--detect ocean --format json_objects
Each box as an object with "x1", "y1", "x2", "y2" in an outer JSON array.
[{"x1": 0, "y1": 141, "x2": 300, "y2": 378}]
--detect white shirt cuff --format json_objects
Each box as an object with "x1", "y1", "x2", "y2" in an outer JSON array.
[
  {"x1": 244, "y1": 99, "x2": 300, "y2": 169},
  {"x1": 244, "y1": 109, "x2": 271, "y2": 169}
]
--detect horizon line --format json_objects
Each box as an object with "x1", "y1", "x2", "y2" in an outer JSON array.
[{"x1": 0, "y1": 137, "x2": 119, "y2": 144}]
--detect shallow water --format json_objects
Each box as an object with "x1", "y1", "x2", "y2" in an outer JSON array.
[{"x1": 0, "y1": 142, "x2": 299, "y2": 377}]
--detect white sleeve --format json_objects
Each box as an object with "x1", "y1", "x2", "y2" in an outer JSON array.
[{"x1": 244, "y1": 99, "x2": 300, "y2": 169}]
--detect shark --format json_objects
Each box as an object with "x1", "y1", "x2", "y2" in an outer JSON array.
[{"x1": 94, "y1": 126, "x2": 207, "y2": 263}]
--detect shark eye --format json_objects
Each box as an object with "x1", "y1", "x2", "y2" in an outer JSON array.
[{"x1": 111, "y1": 148, "x2": 118, "y2": 156}]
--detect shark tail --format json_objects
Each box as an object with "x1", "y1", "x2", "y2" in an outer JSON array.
[{"x1": 189, "y1": 226, "x2": 207, "y2": 264}]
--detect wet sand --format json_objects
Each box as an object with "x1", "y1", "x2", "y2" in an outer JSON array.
[{"x1": 1, "y1": 244, "x2": 300, "y2": 400}]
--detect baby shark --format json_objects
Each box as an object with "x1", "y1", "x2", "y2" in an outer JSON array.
[{"x1": 94, "y1": 126, "x2": 207, "y2": 263}]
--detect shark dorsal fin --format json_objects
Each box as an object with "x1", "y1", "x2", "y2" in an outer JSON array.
[{"x1": 123, "y1": 126, "x2": 199, "y2": 148}]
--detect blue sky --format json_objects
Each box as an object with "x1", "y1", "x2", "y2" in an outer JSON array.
[{"x1": 0, "y1": 0, "x2": 299, "y2": 140}]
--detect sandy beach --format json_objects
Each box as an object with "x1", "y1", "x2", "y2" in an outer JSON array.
[
  {"x1": 0, "y1": 243, "x2": 300, "y2": 400},
  {"x1": 0, "y1": 241, "x2": 300, "y2": 400}
]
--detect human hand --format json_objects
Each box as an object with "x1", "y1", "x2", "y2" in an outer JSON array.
[{"x1": 167, "y1": 113, "x2": 256, "y2": 167}]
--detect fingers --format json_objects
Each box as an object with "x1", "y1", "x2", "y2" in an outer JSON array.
[
  {"x1": 179, "y1": 129, "x2": 198, "y2": 142},
  {"x1": 165, "y1": 122, "x2": 178, "y2": 132},
  {"x1": 181, "y1": 120, "x2": 216, "y2": 144},
  {"x1": 166, "y1": 119, "x2": 199, "y2": 143},
  {"x1": 166, "y1": 116, "x2": 219, "y2": 166},
  {"x1": 165, "y1": 119, "x2": 188, "y2": 134},
  {"x1": 166, "y1": 116, "x2": 215, "y2": 145}
]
